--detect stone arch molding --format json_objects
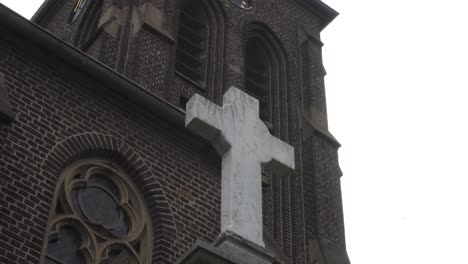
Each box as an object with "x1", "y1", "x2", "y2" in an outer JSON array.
[{"x1": 40, "y1": 133, "x2": 177, "y2": 263}]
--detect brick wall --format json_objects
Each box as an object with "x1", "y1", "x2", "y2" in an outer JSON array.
[
  {"x1": 0, "y1": 0, "x2": 347, "y2": 263},
  {"x1": 0, "y1": 33, "x2": 222, "y2": 263}
]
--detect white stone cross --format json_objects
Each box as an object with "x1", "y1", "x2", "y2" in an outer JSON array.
[{"x1": 185, "y1": 86, "x2": 295, "y2": 247}]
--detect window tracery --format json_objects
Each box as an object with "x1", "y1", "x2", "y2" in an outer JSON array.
[{"x1": 42, "y1": 159, "x2": 152, "y2": 264}]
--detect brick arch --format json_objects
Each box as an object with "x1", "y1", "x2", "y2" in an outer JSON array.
[
  {"x1": 40, "y1": 132, "x2": 177, "y2": 262},
  {"x1": 168, "y1": 0, "x2": 227, "y2": 104}
]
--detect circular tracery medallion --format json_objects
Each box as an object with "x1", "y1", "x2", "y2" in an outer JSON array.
[
  {"x1": 43, "y1": 160, "x2": 152, "y2": 264},
  {"x1": 72, "y1": 175, "x2": 129, "y2": 238}
]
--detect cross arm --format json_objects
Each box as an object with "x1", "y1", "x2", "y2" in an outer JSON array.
[
  {"x1": 185, "y1": 94, "x2": 223, "y2": 143},
  {"x1": 264, "y1": 136, "x2": 295, "y2": 176}
]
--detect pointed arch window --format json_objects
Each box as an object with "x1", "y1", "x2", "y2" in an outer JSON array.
[
  {"x1": 68, "y1": 0, "x2": 88, "y2": 24},
  {"x1": 74, "y1": 0, "x2": 103, "y2": 50},
  {"x1": 175, "y1": 0, "x2": 209, "y2": 88},
  {"x1": 244, "y1": 24, "x2": 287, "y2": 134},
  {"x1": 246, "y1": 37, "x2": 272, "y2": 124},
  {"x1": 42, "y1": 159, "x2": 153, "y2": 264}
]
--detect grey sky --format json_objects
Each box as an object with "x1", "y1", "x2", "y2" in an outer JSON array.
[{"x1": 1, "y1": 0, "x2": 467, "y2": 263}]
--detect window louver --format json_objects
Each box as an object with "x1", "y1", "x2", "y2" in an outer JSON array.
[{"x1": 176, "y1": 7, "x2": 208, "y2": 86}]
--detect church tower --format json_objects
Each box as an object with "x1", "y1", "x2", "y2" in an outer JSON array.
[{"x1": 0, "y1": 0, "x2": 349, "y2": 263}]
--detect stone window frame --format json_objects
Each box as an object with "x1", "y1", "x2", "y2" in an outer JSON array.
[{"x1": 41, "y1": 158, "x2": 153, "y2": 264}]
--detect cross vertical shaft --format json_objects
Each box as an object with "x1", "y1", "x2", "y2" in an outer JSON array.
[{"x1": 185, "y1": 87, "x2": 295, "y2": 248}]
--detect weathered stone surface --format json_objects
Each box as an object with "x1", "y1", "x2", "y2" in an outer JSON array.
[
  {"x1": 0, "y1": 73, "x2": 15, "y2": 124},
  {"x1": 97, "y1": 5, "x2": 123, "y2": 37},
  {"x1": 186, "y1": 87, "x2": 295, "y2": 247},
  {"x1": 300, "y1": 110, "x2": 340, "y2": 147},
  {"x1": 213, "y1": 232, "x2": 277, "y2": 264},
  {"x1": 175, "y1": 241, "x2": 238, "y2": 264},
  {"x1": 176, "y1": 232, "x2": 280, "y2": 264}
]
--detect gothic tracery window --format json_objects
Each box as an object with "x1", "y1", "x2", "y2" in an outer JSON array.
[{"x1": 42, "y1": 159, "x2": 152, "y2": 264}]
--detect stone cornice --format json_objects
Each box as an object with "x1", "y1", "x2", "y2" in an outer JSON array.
[
  {"x1": 293, "y1": 0, "x2": 339, "y2": 30},
  {"x1": 301, "y1": 111, "x2": 341, "y2": 148}
]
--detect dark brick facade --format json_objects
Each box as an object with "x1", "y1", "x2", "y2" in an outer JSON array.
[{"x1": 0, "y1": 0, "x2": 348, "y2": 263}]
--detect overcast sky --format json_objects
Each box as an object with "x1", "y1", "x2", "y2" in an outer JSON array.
[{"x1": 1, "y1": 0, "x2": 468, "y2": 263}]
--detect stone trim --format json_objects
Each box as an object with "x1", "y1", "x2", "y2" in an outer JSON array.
[
  {"x1": 298, "y1": 26, "x2": 326, "y2": 76},
  {"x1": 175, "y1": 241, "x2": 238, "y2": 264},
  {"x1": 132, "y1": 3, "x2": 174, "y2": 43},
  {"x1": 41, "y1": 158, "x2": 154, "y2": 263},
  {"x1": 298, "y1": 25, "x2": 323, "y2": 47},
  {"x1": 97, "y1": 5, "x2": 123, "y2": 37},
  {"x1": 292, "y1": 0, "x2": 338, "y2": 30},
  {"x1": 300, "y1": 111, "x2": 341, "y2": 148},
  {"x1": 39, "y1": 133, "x2": 178, "y2": 261},
  {"x1": 0, "y1": 73, "x2": 15, "y2": 124}
]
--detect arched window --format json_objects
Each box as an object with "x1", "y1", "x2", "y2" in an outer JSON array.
[
  {"x1": 74, "y1": 0, "x2": 103, "y2": 50},
  {"x1": 246, "y1": 37, "x2": 272, "y2": 126},
  {"x1": 42, "y1": 159, "x2": 152, "y2": 264},
  {"x1": 175, "y1": 0, "x2": 209, "y2": 87},
  {"x1": 244, "y1": 24, "x2": 287, "y2": 132}
]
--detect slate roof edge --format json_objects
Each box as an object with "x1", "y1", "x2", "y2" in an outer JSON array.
[{"x1": 0, "y1": 3, "x2": 186, "y2": 130}]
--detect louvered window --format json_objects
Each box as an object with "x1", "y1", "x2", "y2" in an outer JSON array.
[
  {"x1": 176, "y1": 2, "x2": 208, "y2": 87},
  {"x1": 246, "y1": 38, "x2": 272, "y2": 124}
]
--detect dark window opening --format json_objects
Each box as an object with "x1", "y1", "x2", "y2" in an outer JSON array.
[
  {"x1": 45, "y1": 227, "x2": 84, "y2": 264},
  {"x1": 245, "y1": 38, "x2": 273, "y2": 129},
  {"x1": 75, "y1": 0, "x2": 103, "y2": 50},
  {"x1": 176, "y1": 1, "x2": 208, "y2": 88},
  {"x1": 179, "y1": 96, "x2": 189, "y2": 110}
]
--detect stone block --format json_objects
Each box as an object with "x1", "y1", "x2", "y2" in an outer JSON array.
[{"x1": 176, "y1": 232, "x2": 280, "y2": 264}]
